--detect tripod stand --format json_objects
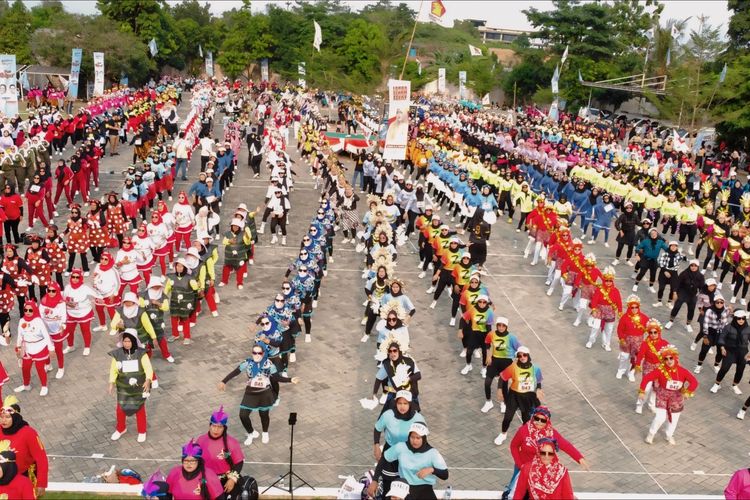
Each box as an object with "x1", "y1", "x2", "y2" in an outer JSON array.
[{"x1": 262, "y1": 412, "x2": 313, "y2": 499}]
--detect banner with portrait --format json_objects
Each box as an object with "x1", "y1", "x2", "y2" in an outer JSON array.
[
  {"x1": 383, "y1": 79, "x2": 411, "y2": 161},
  {"x1": 0, "y1": 54, "x2": 18, "y2": 116},
  {"x1": 93, "y1": 52, "x2": 104, "y2": 96},
  {"x1": 68, "y1": 48, "x2": 83, "y2": 99}
]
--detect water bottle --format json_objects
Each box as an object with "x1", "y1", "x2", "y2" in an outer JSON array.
[{"x1": 443, "y1": 485, "x2": 452, "y2": 499}]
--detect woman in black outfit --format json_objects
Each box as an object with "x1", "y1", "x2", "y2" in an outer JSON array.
[{"x1": 614, "y1": 202, "x2": 639, "y2": 266}]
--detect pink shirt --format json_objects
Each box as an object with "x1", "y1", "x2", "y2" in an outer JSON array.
[{"x1": 166, "y1": 465, "x2": 224, "y2": 499}]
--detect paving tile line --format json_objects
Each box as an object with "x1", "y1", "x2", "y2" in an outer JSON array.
[
  {"x1": 45, "y1": 453, "x2": 730, "y2": 478},
  {"x1": 481, "y1": 264, "x2": 669, "y2": 495}
]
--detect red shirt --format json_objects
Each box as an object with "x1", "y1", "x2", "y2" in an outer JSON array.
[{"x1": 0, "y1": 194, "x2": 23, "y2": 220}]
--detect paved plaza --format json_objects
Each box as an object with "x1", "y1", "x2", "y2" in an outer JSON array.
[{"x1": 5, "y1": 97, "x2": 744, "y2": 495}]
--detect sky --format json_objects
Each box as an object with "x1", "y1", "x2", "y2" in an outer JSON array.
[{"x1": 25, "y1": 0, "x2": 732, "y2": 35}]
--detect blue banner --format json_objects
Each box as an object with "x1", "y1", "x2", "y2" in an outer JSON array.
[{"x1": 68, "y1": 48, "x2": 82, "y2": 100}]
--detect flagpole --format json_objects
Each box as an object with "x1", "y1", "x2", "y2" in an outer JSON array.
[{"x1": 400, "y1": 0, "x2": 424, "y2": 80}]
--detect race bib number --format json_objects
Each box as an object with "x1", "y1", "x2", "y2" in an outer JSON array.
[
  {"x1": 249, "y1": 375, "x2": 269, "y2": 389},
  {"x1": 519, "y1": 380, "x2": 534, "y2": 392},
  {"x1": 121, "y1": 359, "x2": 139, "y2": 373},
  {"x1": 665, "y1": 380, "x2": 682, "y2": 391}
]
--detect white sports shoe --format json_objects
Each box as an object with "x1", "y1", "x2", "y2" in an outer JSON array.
[
  {"x1": 494, "y1": 433, "x2": 507, "y2": 446},
  {"x1": 244, "y1": 430, "x2": 259, "y2": 445},
  {"x1": 710, "y1": 383, "x2": 721, "y2": 393},
  {"x1": 111, "y1": 429, "x2": 126, "y2": 441},
  {"x1": 733, "y1": 385, "x2": 743, "y2": 395},
  {"x1": 305, "y1": 334, "x2": 312, "y2": 343},
  {"x1": 39, "y1": 386, "x2": 48, "y2": 397},
  {"x1": 137, "y1": 433, "x2": 147, "y2": 443},
  {"x1": 449, "y1": 317, "x2": 456, "y2": 326},
  {"x1": 481, "y1": 401, "x2": 494, "y2": 413},
  {"x1": 55, "y1": 368, "x2": 65, "y2": 379},
  {"x1": 360, "y1": 334, "x2": 369, "y2": 343},
  {"x1": 460, "y1": 364, "x2": 472, "y2": 375},
  {"x1": 261, "y1": 432, "x2": 269, "y2": 444}
]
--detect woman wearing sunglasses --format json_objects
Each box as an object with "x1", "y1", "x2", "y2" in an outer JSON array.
[
  {"x1": 13, "y1": 301, "x2": 53, "y2": 396},
  {"x1": 513, "y1": 437, "x2": 574, "y2": 500},
  {"x1": 503, "y1": 406, "x2": 588, "y2": 499},
  {"x1": 495, "y1": 346, "x2": 543, "y2": 446},
  {"x1": 639, "y1": 344, "x2": 699, "y2": 444},
  {"x1": 218, "y1": 343, "x2": 299, "y2": 446},
  {"x1": 633, "y1": 319, "x2": 671, "y2": 414},
  {"x1": 165, "y1": 441, "x2": 223, "y2": 500}
]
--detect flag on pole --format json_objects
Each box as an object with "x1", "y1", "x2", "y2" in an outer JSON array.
[
  {"x1": 468, "y1": 44, "x2": 483, "y2": 56},
  {"x1": 313, "y1": 21, "x2": 322, "y2": 52},
  {"x1": 561, "y1": 45, "x2": 569, "y2": 65},
  {"x1": 671, "y1": 24, "x2": 680, "y2": 39},
  {"x1": 482, "y1": 93, "x2": 490, "y2": 105},
  {"x1": 429, "y1": 0, "x2": 447, "y2": 23},
  {"x1": 578, "y1": 69, "x2": 583, "y2": 83},
  {"x1": 416, "y1": 59, "x2": 421, "y2": 76},
  {"x1": 148, "y1": 38, "x2": 158, "y2": 57},
  {"x1": 719, "y1": 63, "x2": 728, "y2": 83},
  {"x1": 666, "y1": 47, "x2": 671, "y2": 66},
  {"x1": 551, "y1": 64, "x2": 559, "y2": 95},
  {"x1": 673, "y1": 130, "x2": 689, "y2": 153},
  {"x1": 198, "y1": 44, "x2": 203, "y2": 58}
]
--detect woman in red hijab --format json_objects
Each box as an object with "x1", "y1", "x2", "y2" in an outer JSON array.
[
  {"x1": 39, "y1": 282, "x2": 67, "y2": 379},
  {"x1": 13, "y1": 300, "x2": 53, "y2": 397},
  {"x1": 513, "y1": 437, "x2": 574, "y2": 500}
]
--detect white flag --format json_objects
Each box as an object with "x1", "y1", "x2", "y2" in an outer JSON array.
[
  {"x1": 148, "y1": 38, "x2": 158, "y2": 57},
  {"x1": 468, "y1": 44, "x2": 483, "y2": 56},
  {"x1": 313, "y1": 21, "x2": 322, "y2": 52},
  {"x1": 561, "y1": 45, "x2": 568, "y2": 65},
  {"x1": 719, "y1": 63, "x2": 728, "y2": 83},
  {"x1": 482, "y1": 93, "x2": 490, "y2": 105},
  {"x1": 666, "y1": 47, "x2": 671, "y2": 66},
  {"x1": 198, "y1": 44, "x2": 203, "y2": 58},
  {"x1": 578, "y1": 69, "x2": 583, "y2": 82},
  {"x1": 671, "y1": 24, "x2": 680, "y2": 39},
  {"x1": 551, "y1": 64, "x2": 559, "y2": 94},
  {"x1": 416, "y1": 59, "x2": 421, "y2": 76}
]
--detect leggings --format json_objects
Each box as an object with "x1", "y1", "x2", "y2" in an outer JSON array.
[
  {"x1": 270, "y1": 216, "x2": 287, "y2": 236},
  {"x1": 65, "y1": 321, "x2": 92, "y2": 348},
  {"x1": 3, "y1": 219, "x2": 19, "y2": 244},
  {"x1": 170, "y1": 317, "x2": 191, "y2": 339},
  {"x1": 21, "y1": 357, "x2": 47, "y2": 387},
  {"x1": 221, "y1": 264, "x2": 247, "y2": 286},
  {"x1": 657, "y1": 269, "x2": 678, "y2": 301},
  {"x1": 635, "y1": 258, "x2": 658, "y2": 284},
  {"x1": 95, "y1": 303, "x2": 117, "y2": 326},
  {"x1": 670, "y1": 295, "x2": 697, "y2": 322},
  {"x1": 433, "y1": 271, "x2": 454, "y2": 301},
  {"x1": 174, "y1": 231, "x2": 191, "y2": 252},
  {"x1": 516, "y1": 211, "x2": 530, "y2": 231},
  {"x1": 734, "y1": 275, "x2": 750, "y2": 300},
  {"x1": 67, "y1": 252, "x2": 89, "y2": 272},
  {"x1": 615, "y1": 239, "x2": 634, "y2": 260},
  {"x1": 50, "y1": 340, "x2": 65, "y2": 369},
  {"x1": 716, "y1": 348, "x2": 748, "y2": 385},
  {"x1": 679, "y1": 223, "x2": 697, "y2": 243},
  {"x1": 591, "y1": 226, "x2": 610, "y2": 242},
  {"x1": 115, "y1": 404, "x2": 146, "y2": 433},
  {"x1": 697, "y1": 329, "x2": 723, "y2": 366},
  {"x1": 662, "y1": 217, "x2": 678, "y2": 234},
  {"x1": 484, "y1": 358, "x2": 512, "y2": 401},
  {"x1": 466, "y1": 330, "x2": 487, "y2": 365},
  {"x1": 239, "y1": 408, "x2": 270, "y2": 433},
  {"x1": 501, "y1": 390, "x2": 539, "y2": 433}
]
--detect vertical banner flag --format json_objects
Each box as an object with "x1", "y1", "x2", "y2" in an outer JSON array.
[
  {"x1": 93, "y1": 51, "x2": 105, "y2": 96},
  {"x1": 561, "y1": 44, "x2": 568, "y2": 65},
  {"x1": 206, "y1": 51, "x2": 214, "y2": 77},
  {"x1": 437, "y1": 67, "x2": 446, "y2": 93},
  {"x1": 0, "y1": 54, "x2": 18, "y2": 116},
  {"x1": 198, "y1": 44, "x2": 203, "y2": 58},
  {"x1": 458, "y1": 70, "x2": 467, "y2": 99},
  {"x1": 313, "y1": 21, "x2": 322, "y2": 52},
  {"x1": 20, "y1": 71, "x2": 29, "y2": 90},
  {"x1": 148, "y1": 38, "x2": 158, "y2": 57},
  {"x1": 261, "y1": 59, "x2": 269, "y2": 82},
  {"x1": 719, "y1": 63, "x2": 728, "y2": 83},
  {"x1": 416, "y1": 59, "x2": 421, "y2": 76},
  {"x1": 68, "y1": 48, "x2": 83, "y2": 100},
  {"x1": 482, "y1": 93, "x2": 490, "y2": 105},
  {"x1": 551, "y1": 64, "x2": 559, "y2": 95},
  {"x1": 298, "y1": 62, "x2": 306, "y2": 88},
  {"x1": 383, "y1": 79, "x2": 411, "y2": 161},
  {"x1": 666, "y1": 47, "x2": 671, "y2": 66}
]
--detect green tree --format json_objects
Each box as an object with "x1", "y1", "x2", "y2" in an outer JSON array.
[
  {"x1": 341, "y1": 19, "x2": 387, "y2": 87},
  {"x1": 216, "y1": 10, "x2": 276, "y2": 79},
  {"x1": 727, "y1": 0, "x2": 750, "y2": 54},
  {"x1": 0, "y1": 0, "x2": 33, "y2": 63}
]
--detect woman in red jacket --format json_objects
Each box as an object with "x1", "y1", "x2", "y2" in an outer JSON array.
[
  {"x1": 24, "y1": 173, "x2": 48, "y2": 231},
  {"x1": 505, "y1": 406, "x2": 587, "y2": 499},
  {"x1": 0, "y1": 397, "x2": 48, "y2": 497},
  {"x1": 0, "y1": 446, "x2": 36, "y2": 499},
  {"x1": 634, "y1": 319, "x2": 670, "y2": 414},
  {"x1": 53, "y1": 159, "x2": 73, "y2": 206},
  {"x1": 513, "y1": 437, "x2": 574, "y2": 500},
  {"x1": 0, "y1": 184, "x2": 23, "y2": 244},
  {"x1": 639, "y1": 344, "x2": 699, "y2": 445},
  {"x1": 37, "y1": 164, "x2": 55, "y2": 221}
]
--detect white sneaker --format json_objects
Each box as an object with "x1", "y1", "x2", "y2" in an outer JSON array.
[
  {"x1": 710, "y1": 383, "x2": 721, "y2": 393},
  {"x1": 305, "y1": 334, "x2": 311, "y2": 343},
  {"x1": 342, "y1": 238, "x2": 350, "y2": 244},
  {"x1": 690, "y1": 342, "x2": 698, "y2": 351},
  {"x1": 44, "y1": 363, "x2": 52, "y2": 372},
  {"x1": 558, "y1": 304, "x2": 564, "y2": 311},
  {"x1": 271, "y1": 235, "x2": 278, "y2": 244},
  {"x1": 718, "y1": 283, "x2": 723, "y2": 290},
  {"x1": 39, "y1": 386, "x2": 48, "y2": 397},
  {"x1": 738, "y1": 409, "x2": 746, "y2": 420},
  {"x1": 628, "y1": 370, "x2": 636, "y2": 382},
  {"x1": 616, "y1": 369, "x2": 625, "y2": 379},
  {"x1": 111, "y1": 429, "x2": 127, "y2": 441},
  {"x1": 459, "y1": 348, "x2": 466, "y2": 358},
  {"x1": 686, "y1": 324, "x2": 693, "y2": 333},
  {"x1": 460, "y1": 364, "x2": 472, "y2": 375},
  {"x1": 360, "y1": 334, "x2": 369, "y2": 343},
  {"x1": 137, "y1": 433, "x2": 147, "y2": 443},
  {"x1": 666, "y1": 435, "x2": 676, "y2": 445},
  {"x1": 693, "y1": 365, "x2": 702, "y2": 374},
  {"x1": 63, "y1": 346, "x2": 76, "y2": 354},
  {"x1": 93, "y1": 325, "x2": 107, "y2": 332},
  {"x1": 603, "y1": 344, "x2": 612, "y2": 352},
  {"x1": 546, "y1": 289, "x2": 553, "y2": 296},
  {"x1": 360, "y1": 317, "x2": 367, "y2": 326},
  {"x1": 645, "y1": 433, "x2": 654, "y2": 444},
  {"x1": 626, "y1": 260, "x2": 635, "y2": 267},
  {"x1": 494, "y1": 433, "x2": 507, "y2": 446},
  {"x1": 312, "y1": 300, "x2": 318, "y2": 308},
  {"x1": 572, "y1": 319, "x2": 580, "y2": 327},
  {"x1": 635, "y1": 403, "x2": 643, "y2": 414},
  {"x1": 281, "y1": 237, "x2": 286, "y2": 246},
  {"x1": 714, "y1": 364, "x2": 721, "y2": 373},
  {"x1": 481, "y1": 367, "x2": 487, "y2": 378},
  {"x1": 55, "y1": 368, "x2": 65, "y2": 379},
  {"x1": 612, "y1": 259, "x2": 619, "y2": 266},
  {"x1": 585, "y1": 341, "x2": 593, "y2": 349},
  {"x1": 83, "y1": 347, "x2": 90, "y2": 356},
  {"x1": 428, "y1": 263, "x2": 434, "y2": 270},
  {"x1": 261, "y1": 432, "x2": 269, "y2": 444},
  {"x1": 500, "y1": 401, "x2": 506, "y2": 413},
  {"x1": 653, "y1": 301, "x2": 662, "y2": 307},
  {"x1": 258, "y1": 223, "x2": 265, "y2": 234},
  {"x1": 649, "y1": 286, "x2": 656, "y2": 294},
  {"x1": 426, "y1": 286, "x2": 435, "y2": 294},
  {"x1": 664, "y1": 321, "x2": 673, "y2": 330},
  {"x1": 289, "y1": 353, "x2": 296, "y2": 363},
  {"x1": 734, "y1": 385, "x2": 744, "y2": 395},
  {"x1": 731, "y1": 296, "x2": 738, "y2": 304},
  {"x1": 244, "y1": 430, "x2": 259, "y2": 445},
  {"x1": 742, "y1": 298, "x2": 747, "y2": 306},
  {"x1": 416, "y1": 261, "x2": 423, "y2": 269},
  {"x1": 449, "y1": 317, "x2": 456, "y2": 327},
  {"x1": 604, "y1": 242, "x2": 610, "y2": 248},
  {"x1": 237, "y1": 285, "x2": 243, "y2": 290},
  {"x1": 632, "y1": 284, "x2": 638, "y2": 292},
  {"x1": 13, "y1": 385, "x2": 30, "y2": 393},
  {"x1": 429, "y1": 300, "x2": 437, "y2": 309},
  {"x1": 418, "y1": 271, "x2": 426, "y2": 279},
  {"x1": 152, "y1": 379, "x2": 159, "y2": 389},
  {"x1": 212, "y1": 311, "x2": 219, "y2": 317}
]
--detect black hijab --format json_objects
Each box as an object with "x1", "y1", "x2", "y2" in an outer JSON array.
[
  {"x1": 1, "y1": 412, "x2": 28, "y2": 436},
  {"x1": 406, "y1": 433, "x2": 432, "y2": 453},
  {"x1": 0, "y1": 450, "x2": 18, "y2": 486}
]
